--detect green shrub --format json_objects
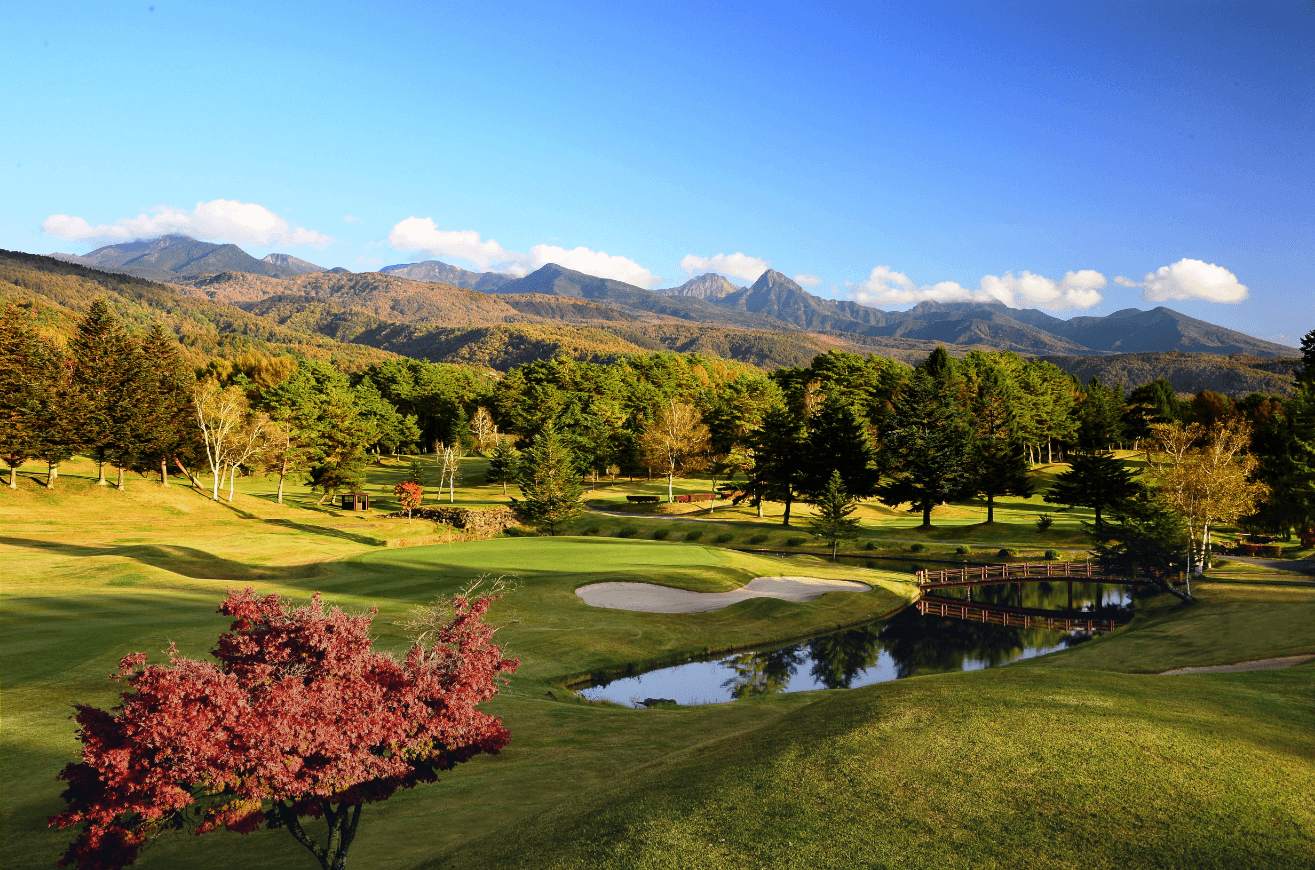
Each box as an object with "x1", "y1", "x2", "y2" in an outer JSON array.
[
  {"x1": 909, "y1": 543, "x2": 925, "y2": 552},
  {"x1": 786, "y1": 536, "x2": 808, "y2": 547},
  {"x1": 503, "y1": 526, "x2": 534, "y2": 537},
  {"x1": 956, "y1": 545, "x2": 970, "y2": 556},
  {"x1": 714, "y1": 532, "x2": 734, "y2": 544},
  {"x1": 864, "y1": 540, "x2": 877, "y2": 551},
  {"x1": 748, "y1": 533, "x2": 769, "y2": 545},
  {"x1": 1036, "y1": 514, "x2": 1055, "y2": 532},
  {"x1": 652, "y1": 528, "x2": 670, "y2": 540},
  {"x1": 617, "y1": 526, "x2": 639, "y2": 538},
  {"x1": 684, "y1": 529, "x2": 704, "y2": 542},
  {"x1": 581, "y1": 525, "x2": 601, "y2": 536},
  {"x1": 1044, "y1": 549, "x2": 1060, "y2": 560},
  {"x1": 999, "y1": 548, "x2": 1017, "y2": 558}
]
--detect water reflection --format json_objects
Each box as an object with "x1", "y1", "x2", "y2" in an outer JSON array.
[{"x1": 577, "y1": 582, "x2": 1132, "y2": 707}]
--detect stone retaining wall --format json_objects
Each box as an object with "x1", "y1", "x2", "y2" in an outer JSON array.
[{"x1": 386, "y1": 506, "x2": 520, "y2": 539}]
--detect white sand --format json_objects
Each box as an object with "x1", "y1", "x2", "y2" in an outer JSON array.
[
  {"x1": 575, "y1": 575, "x2": 871, "y2": 614},
  {"x1": 1160, "y1": 654, "x2": 1315, "y2": 675}
]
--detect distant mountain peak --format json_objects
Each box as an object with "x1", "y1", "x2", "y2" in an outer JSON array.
[
  {"x1": 262, "y1": 253, "x2": 326, "y2": 276},
  {"x1": 653, "y1": 273, "x2": 743, "y2": 299},
  {"x1": 379, "y1": 258, "x2": 514, "y2": 292}
]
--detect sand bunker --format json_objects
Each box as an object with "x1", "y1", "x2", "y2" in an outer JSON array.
[{"x1": 576, "y1": 576, "x2": 871, "y2": 614}]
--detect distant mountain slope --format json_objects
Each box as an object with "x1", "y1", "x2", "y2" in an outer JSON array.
[
  {"x1": 0, "y1": 250, "x2": 395, "y2": 370},
  {"x1": 489, "y1": 264, "x2": 793, "y2": 329},
  {"x1": 379, "y1": 259, "x2": 515, "y2": 292},
  {"x1": 53, "y1": 234, "x2": 326, "y2": 280},
  {"x1": 1039, "y1": 352, "x2": 1300, "y2": 397},
  {"x1": 653, "y1": 273, "x2": 742, "y2": 299}
]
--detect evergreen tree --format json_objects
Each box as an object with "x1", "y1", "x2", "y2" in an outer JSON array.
[
  {"x1": 1043, "y1": 450, "x2": 1141, "y2": 528},
  {"x1": 802, "y1": 393, "x2": 878, "y2": 499},
  {"x1": 69, "y1": 299, "x2": 147, "y2": 489},
  {"x1": 1091, "y1": 490, "x2": 1191, "y2": 600},
  {"x1": 1076, "y1": 376, "x2": 1127, "y2": 451},
  {"x1": 749, "y1": 405, "x2": 808, "y2": 526},
  {"x1": 485, "y1": 436, "x2": 519, "y2": 495},
  {"x1": 808, "y1": 469, "x2": 863, "y2": 557},
  {"x1": 970, "y1": 369, "x2": 1034, "y2": 523},
  {"x1": 0, "y1": 306, "x2": 52, "y2": 488},
  {"x1": 135, "y1": 324, "x2": 194, "y2": 488},
  {"x1": 878, "y1": 370, "x2": 975, "y2": 529},
  {"x1": 511, "y1": 422, "x2": 583, "y2": 535}
]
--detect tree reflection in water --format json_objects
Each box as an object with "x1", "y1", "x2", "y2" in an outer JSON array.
[{"x1": 579, "y1": 582, "x2": 1135, "y2": 706}]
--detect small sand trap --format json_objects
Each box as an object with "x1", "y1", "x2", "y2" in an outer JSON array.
[
  {"x1": 575, "y1": 576, "x2": 871, "y2": 614},
  {"x1": 1160, "y1": 654, "x2": 1315, "y2": 675}
]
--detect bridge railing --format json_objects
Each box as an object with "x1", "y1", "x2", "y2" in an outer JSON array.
[
  {"x1": 915, "y1": 561, "x2": 1102, "y2": 586},
  {"x1": 915, "y1": 596, "x2": 1124, "y2": 633}
]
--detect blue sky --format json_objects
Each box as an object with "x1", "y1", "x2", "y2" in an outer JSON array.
[{"x1": 2, "y1": 1, "x2": 1311, "y2": 344}]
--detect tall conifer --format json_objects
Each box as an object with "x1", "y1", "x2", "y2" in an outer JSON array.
[{"x1": 878, "y1": 369, "x2": 975, "y2": 529}]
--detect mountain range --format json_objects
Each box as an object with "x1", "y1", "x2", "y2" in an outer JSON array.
[{"x1": 48, "y1": 234, "x2": 1295, "y2": 359}]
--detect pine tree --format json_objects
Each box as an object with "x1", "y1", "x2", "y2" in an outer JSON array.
[
  {"x1": 485, "y1": 436, "x2": 519, "y2": 495},
  {"x1": 803, "y1": 393, "x2": 878, "y2": 500},
  {"x1": 136, "y1": 324, "x2": 195, "y2": 487},
  {"x1": 70, "y1": 299, "x2": 145, "y2": 488},
  {"x1": 749, "y1": 405, "x2": 808, "y2": 526},
  {"x1": 970, "y1": 368, "x2": 1034, "y2": 523},
  {"x1": 511, "y1": 422, "x2": 583, "y2": 535},
  {"x1": 0, "y1": 306, "x2": 54, "y2": 488},
  {"x1": 878, "y1": 370, "x2": 975, "y2": 529},
  {"x1": 808, "y1": 469, "x2": 863, "y2": 557},
  {"x1": 1044, "y1": 450, "x2": 1141, "y2": 528}
]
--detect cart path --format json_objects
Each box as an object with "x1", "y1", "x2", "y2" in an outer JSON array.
[{"x1": 1160, "y1": 654, "x2": 1315, "y2": 675}]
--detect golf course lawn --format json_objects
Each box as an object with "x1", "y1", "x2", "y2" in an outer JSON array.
[{"x1": 3, "y1": 456, "x2": 1314, "y2": 869}]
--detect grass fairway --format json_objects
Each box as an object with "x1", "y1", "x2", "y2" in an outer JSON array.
[{"x1": 4, "y1": 457, "x2": 1315, "y2": 870}]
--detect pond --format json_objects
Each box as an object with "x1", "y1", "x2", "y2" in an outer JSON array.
[{"x1": 576, "y1": 579, "x2": 1133, "y2": 707}]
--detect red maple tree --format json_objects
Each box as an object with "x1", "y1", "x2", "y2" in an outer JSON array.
[
  {"x1": 50, "y1": 587, "x2": 518, "y2": 870},
  {"x1": 394, "y1": 479, "x2": 423, "y2": 522}
]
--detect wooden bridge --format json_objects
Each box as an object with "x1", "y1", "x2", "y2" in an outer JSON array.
[
  {"x1": 915, "y1": 561, "x2": 1121, "y2": 591},
  {"x1": 916, "y1": 596, "x2": 1126, "y2": 633}
]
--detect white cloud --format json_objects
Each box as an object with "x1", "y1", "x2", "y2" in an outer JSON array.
[
  {"x1": 343, "y1": 215, "x2": 363, "y2": 224},
  {"x1": 793, "y1": 273, "x2": 822, "y2": 287},
  {"x1": 679, "y1": 252, "x2": 770, "y2": 284},
  {"x1": 853, "y1": 265, "x2": 1105, "y2": 310},
  {"x1": 530, "y1": 244, "x2": 658, "y2": 287},
  {"x1": 386, "y1": 217, "x2": 513, "y2": 271},
  {"x1": 386, "y1": 217, "x2": 659, "y2": 286},
  {"x1": 42, "y1": 199, "x2": 331, "y2": 249},
  {"x1": 1128, "y1": 258, "x2": 1248, "y2": 303}
]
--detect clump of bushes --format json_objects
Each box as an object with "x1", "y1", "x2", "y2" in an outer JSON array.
[
  {"x1": 909, "y1": 543, "x2": 925, "y2": 553},
  {"x1": 1036, "y1": 514, "x2": 1055, "y2": 532},
  {"x1": 864, "y1": 540, "x2": 877, "y2": 551},
  {"x1": 684, "y1": 529, "x2": 704, "y2": 542},
  {"x1": 956, "y1": 545, "x2": 971, "y2": 556},
  {"x1": 503, "y1": 526, "x2": 534, "y2": 537},
  {"x1": 999, "y1": 548, "x2": 1018, "y2": 558},
  {"x1": 714, "y1": 532, "x2": 734, "y2": 544},
  {"x1": 748, "y1": 533, "x2": 769, "y2": 545},
  {"x1": 786, "y1": 536, "x2": 808, "y2": 547},
  {"x1": 652, "y1": 528, "x2": 670, "y2": 540},
  {"x1": 1044, "y1": 549, "x2": 1060, "y2": 560},
  {"x1": 617, "y1": 526, "x2": 639, "y2": 538},
  {"x1": 581, "y1": 525, "x2": 601, "y2": 536}
]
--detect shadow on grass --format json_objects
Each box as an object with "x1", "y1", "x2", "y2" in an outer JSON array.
[{"x1": 0, "y1": 537, "x2": 326, "y2": 581}]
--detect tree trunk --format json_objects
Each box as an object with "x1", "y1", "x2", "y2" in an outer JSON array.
[
  {"x1": 160, "y1": 457, "x2": 170, "y2": 487},
  {"x1": 667, "y1": 472, "x2": 674, "y2": 503},
  {"x1": 1047, "y1": 439, "x2": 1053, "y2": 464},
  {"x1": 502, "y1": 481, "x2": 507, "y2": 495},
  {"x1": 228, "y1": 466, "x2": 237, "y2": 501},
  {"x1": 212, "y1": 467, "x2": 221, "y2": 501},
  {"x1": 922, "y1": 502, "x2": 932, "y2": 529},
  {"x1": 46, "y1": 462, "x2": 58, "y2": 489},
  {"x1": 7, "y1": 465, "x2": 15, "y2": 489},
  {"x1": 781, "y1": 493, "x2": 792, "y2": 526},
  {"x1": 277, "y1": 455, "x2": 288, "y2": 505},
  {"x1": 97, "y1": 449, "x2": 107, "y2": 486},
  {"x1": 116, "y1": 464, "x2": 125, "y2": 492},
  {"x1": 986, "y1": 494, "x2": 995, "y2": 524}
]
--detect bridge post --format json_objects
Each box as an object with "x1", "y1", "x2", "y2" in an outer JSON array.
[{"x1": 1067, "y1": 580, "x2": 1073, "y2": 610}]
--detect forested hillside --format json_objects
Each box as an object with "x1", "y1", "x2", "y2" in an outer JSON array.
[{"x1": 1041, "y1": 352, "x2": 1301, "y2": 397}]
